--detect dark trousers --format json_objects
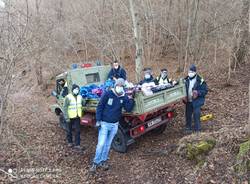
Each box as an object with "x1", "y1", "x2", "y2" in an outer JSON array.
[
  {"x1": 67, "y1": 117, "x2": 81, "y2": 146},
  {"x1": 185, "y1": 102, "x2": 201, "y2": 131}
]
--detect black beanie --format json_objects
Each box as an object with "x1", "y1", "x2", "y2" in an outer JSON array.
[{"x1": 72, "y1": 84, "x2": 80, "y2": 92}]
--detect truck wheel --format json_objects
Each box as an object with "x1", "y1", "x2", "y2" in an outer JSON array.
[
  {"x1": 152, "y1": 123, "x2": 167, "y2": 134},
  {"x1": 59, "y1": 113, "x2": 67, "y2": 130},
  {"x1": 112, "y1": 128, "x2": 128, "y2": 153}
]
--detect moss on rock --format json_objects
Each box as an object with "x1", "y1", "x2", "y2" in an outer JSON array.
[
  {"x1": 186, "y1": 139, "x2": 216, "y2": 163},
  {"x1": 235, "y1": 140, "x2": 250, "y2": 174}
]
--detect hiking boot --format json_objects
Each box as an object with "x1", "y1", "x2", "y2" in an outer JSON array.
[
  {"x1": 100, "y1": 161, "x2": 109, "y2": 171},
  {"x1": 194, "y1": 130, "x2": 201, "y2": 134},
  {"x1": 67, "y1": 143, "x2": 74, "y2": 148},
  {"x1": 73, "y1": 145, "x2": 85, "y2": 153},
  {"x1": 184, "y1": 127, "x2": 192, "y2": 134},
  {"x1": 89, "y1": 163, "x2": 98, "y2": 174}
]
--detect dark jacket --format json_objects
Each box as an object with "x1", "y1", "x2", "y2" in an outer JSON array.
[
  {"x1": 184, "y1": 75, "x2": 208, "y2": 108},
  {"x1": 108, "y1": 66, "x2": 127, "y2": 80},
  {"x1": 139, "y1": 75, "x2": 155, "y2": 85},
  {"x1": 96, "y1": 90, "x2": 135, "y2": 123}
]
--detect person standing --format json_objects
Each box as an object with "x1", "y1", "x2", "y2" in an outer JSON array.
[
  {"x1": 90, "y1": 78, "x2": 134, "y2": 173},
  {"x1": 107, "y1": 60, "x2": 127, "y2": 81},
  {"x1": 63, "y1": 84, "x2": 85, "y2": 152},
  {"x1": 184, "y1": 64, "x2": 208, "y2": 133}
]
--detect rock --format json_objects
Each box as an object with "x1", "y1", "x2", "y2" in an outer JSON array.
[
  {"x1": 235, "y1": 139, "x2": 250, "y2": 174},
  {"x1": 186, "y1": 140, "x2": 216, "y2": 161},
  {"x1": 177, "y1": 139, "x2": 216, "y2": 164}
]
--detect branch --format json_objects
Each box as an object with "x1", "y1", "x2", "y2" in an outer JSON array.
[{"x1": 0, "y1": 168, "x2": 18, "y2": 179}]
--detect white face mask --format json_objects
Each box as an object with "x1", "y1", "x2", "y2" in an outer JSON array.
[
  {"x1": 114, "y1": 64, "x2": 119, "y2": 69},
  {"x1": 73, "y1": 88, "x2": 79, "y2": 95},
  {"x1": 145, "y1": 74, "x2": 151, "y2": 79},
  {"x1": 115, "y1": 86, "x2": 124, "y2": 94},
  {"x1": 161, "y1": 72, "x2": 167, "y2": 78},
  {"x1": 188, "y1": 71, "x2": 196, "y2": 78}
]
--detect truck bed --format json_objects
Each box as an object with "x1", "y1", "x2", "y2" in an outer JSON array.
[{"x1": 84, "y1": 79, "x2": 186, "y2": 115}]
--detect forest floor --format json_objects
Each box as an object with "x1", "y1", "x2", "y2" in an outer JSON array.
[{"x1": 0, "y1": 57, "x2": 249, "y2": 184}]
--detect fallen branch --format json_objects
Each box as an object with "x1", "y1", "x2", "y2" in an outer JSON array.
[{"x1": 0, "y1": 168, "x2": 18, "y2": 179}]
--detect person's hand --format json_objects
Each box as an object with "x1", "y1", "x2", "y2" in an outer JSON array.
[
  {"x1": 182, "y1": 97, "x2": 187, "y2": 104},
  {"x1": 127, "y1": 90, "x2": 135, "y2": 99},
  {"x1": 128, "y1": 94, "x2": 134, "y2": 99},
  {"x1": 192, "y1": 90, "x2": 198, "y2": 99},
  {"x1": 65, "y1": 118, "x2": 70, "y2": 123},
  {"x1": 95, "y1": 121, "x2": 101, "y2": 128}
]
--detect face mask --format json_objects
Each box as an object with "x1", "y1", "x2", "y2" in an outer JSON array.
[
  {"x1": 145, "y1": 74, "x2": 151, "y2": 79},
  {"x1": 188, "y1": 71, "x2": 196, "y2": 78},
  {"x1": 115, "y1": 86, "x2": 124, "y2": 94},
  {"x1": 161, "y1": 72, "x2": 167, "y2": 78},
  {"x1": 73, "y1": 88, "x2": 79, "y2": 95}
]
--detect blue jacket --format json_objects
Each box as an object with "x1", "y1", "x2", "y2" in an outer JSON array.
[
  {"x1": 184, "y1": 75, "x2": 208, "y2": 108},
  {"x1": 96, "y1": 90, "x2": 135, "y2": 123},
  {"x1": 108, "y1": 66, "x2": 127, "y2": 80}
]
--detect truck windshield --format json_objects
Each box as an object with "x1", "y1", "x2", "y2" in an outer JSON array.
[{"x1": 86, "y1": 73, "x2": 100, "y2": 83}]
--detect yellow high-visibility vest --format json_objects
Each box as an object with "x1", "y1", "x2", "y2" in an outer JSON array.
[{"x1": 66, "y1": 93, "x2": 83, "y2": 119}]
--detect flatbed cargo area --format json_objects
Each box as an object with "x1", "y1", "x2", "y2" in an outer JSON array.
[{"x1": 84, "y1": 80, "x2": 186, "y2": 115}]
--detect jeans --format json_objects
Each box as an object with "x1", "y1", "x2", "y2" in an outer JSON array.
[
  {"x1": 93, "y1": 121, "x2": 118, "y2": 165},
  {"x1": 185, "y1": 102, "x2": 201, "y2": 131},
  {"x1": 67, "y1": 117, "x2": 81, "y2": 146}
]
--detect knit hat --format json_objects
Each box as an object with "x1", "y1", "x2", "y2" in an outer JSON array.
[
  {"x1": 72, "y1": 84, "x2": 80, "y2": 92},
  {"x1": 115, "y1": 78, "x2": 125, "y2": 87},
  {"x1": 161, "y1": 68, "x2": 168, "y2": 73},
  {"x1": 189, "y1": 64, "x2": 197, "y2": 72},
  {"x1": 143, "y1": 67, "x2": 152, "y2": 74}
]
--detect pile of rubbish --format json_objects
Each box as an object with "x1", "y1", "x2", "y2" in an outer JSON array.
[
  {"x1": 80, "y1": 79, "x2": 114, "y2": 99},
  {"x1": 79, "y1": 79, "x2": 178, "y2": 99}
]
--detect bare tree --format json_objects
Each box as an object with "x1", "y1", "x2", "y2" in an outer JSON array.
[
  {"x1": 232, "y1": 0, "x2": 250, "y2": 67},
  {"x1": 129, "y1": 0, "x2": 143, "y2": 82}
]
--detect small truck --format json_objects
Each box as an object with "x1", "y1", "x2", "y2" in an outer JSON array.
[{"x1": 50, "y1": 64, "x2": 186, "y2": 153}]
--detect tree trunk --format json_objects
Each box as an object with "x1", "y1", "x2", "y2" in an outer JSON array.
[
  {"x1": 183, "y1": 0, "x2": 191, "y2": 73},
  {"x1": 232, "y1": 0, "x2": 250, "y2": 67},
  {"x1": 245, "y1": 82, "x2": 250, "y2": 137},
  {"x1": 129, "y1": 0, "x2": 143, "y2": 82},
  {"x1": 35, "y1": 57, "x2": 43, "y2": 86}
]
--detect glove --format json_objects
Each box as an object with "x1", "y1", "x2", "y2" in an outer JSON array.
[
  {"x1": 95, "y1": 121, "x2": 101, "y2": 128},
  {"x1": 182, "y1": 97, "x2": 187, "y2": 104},
  {"x1": 192, "y1": 90, "x2": 198, "y2": 99}
]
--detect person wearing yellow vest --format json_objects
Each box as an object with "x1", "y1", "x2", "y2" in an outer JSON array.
[
  {"x1": 154, "y1": 68, "x2": 172, "y2": 85},
  {"x1": 63, "y1": 84, "x2": 85, "y2": 152}
]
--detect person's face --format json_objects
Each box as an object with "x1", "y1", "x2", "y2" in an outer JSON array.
[
  {"x1": 188, "y1": 70, "x2": 196, "y2": 78},
  {"x1": 115, "y1": 84, "x2": 124, "y2": 95},
  {"x1": 59, "y1": 80, "x2": 65, "y2": 86},
  {"x1": 161, "y1": 71, "x2": 167, "y2": 78},
  {"x1": 113, "y1": 63, "x2": 119, "y2": 69},
  {"x1": 144, "y1": 73, "x2": 151, "y2": 79}
]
